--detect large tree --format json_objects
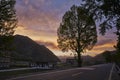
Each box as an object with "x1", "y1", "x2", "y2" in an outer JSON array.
[
  {"x1": 57, "y1": 5, "x2": 97, "y2": 67},
  {"x1": 0, "y1": 0, "x2": 17, "y2": 51}
]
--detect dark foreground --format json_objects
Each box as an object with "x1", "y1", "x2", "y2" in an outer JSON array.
[{"x1": 6, "y1": 63, "x2": 120, "y2": 80}]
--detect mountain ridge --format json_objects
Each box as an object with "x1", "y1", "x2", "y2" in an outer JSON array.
[{"x1": 11, "y1": 35, "x2": 60, "y2": 62}]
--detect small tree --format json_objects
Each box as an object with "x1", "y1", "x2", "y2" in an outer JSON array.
[
  {"x1": 57, "y1": 5, "x2": 97, "y2": 67},
  {"x1": 0, "y1": 0, "x2": 17, "y2": 36},
  {"x1": 0, "y1": 0, "x2": 17, "y2": 51}
]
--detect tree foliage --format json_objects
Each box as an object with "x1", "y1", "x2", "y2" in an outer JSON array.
[
  {"x1": 83, "y1": 0, "x2": 120, "y2": 35},
  {"x1": 57, "y1": 5, "x2": 97, "y2": 67},
  {"x1": 0, "y1": 0, "x2": 17, "y2": 50},
  {"x1": 102, "y1": 51, "x2": 113, "y2": 63},
  {"x1": 115, "y1": 19, "x2": 120, "y2": 51},
  {"x1": 0, "y1": 0, "x2": 17, "y2": 36},
  {"x1": 83, "y1": 0, "x2": 120, "y2": 62}
]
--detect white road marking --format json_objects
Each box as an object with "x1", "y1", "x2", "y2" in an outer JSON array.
[
  {"x1": 0, "y1": 67, "x2": 50, "y2": 72},
  {"x1": 79, "y1": 67, "x2": 95, "y2": 70},
  {"x1": 108, "y1": 64, "x2": 115, "y2": 80},
  {"x1": 72, "y1": 72, "x2": 82, "y2": 77},
  {"x1": 91, "y1": 64, "x2": 106, "y2": 67}
]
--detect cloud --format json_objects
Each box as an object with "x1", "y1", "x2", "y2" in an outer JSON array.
[
  {"x1": 87, "y1": 39, "x2": 116, "y2": 55},
  {"x1": 35, "y1": 40, "x2": 59, "y2": 50},
  {"x1": 15, "y1": 0, "x2": 60, "y2": 37},
  {"x1": 95, "y1": 39, "x2": 115, "y2": 47},
  {"x1": 15, "y1": 0, "x2": 83, "y2": 37}
]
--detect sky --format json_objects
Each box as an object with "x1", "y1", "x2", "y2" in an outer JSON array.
[{"x1": 14, "y1": 0, "x2": 117, "y2": 57}]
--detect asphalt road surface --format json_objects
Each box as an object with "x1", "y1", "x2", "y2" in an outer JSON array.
[{"x1": 8, "y1": 63, "x2": 118, "y2": 80}]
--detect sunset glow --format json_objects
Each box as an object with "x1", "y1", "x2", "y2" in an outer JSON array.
[{"x1": 15, "y1": 0, "x2": 117, "y2": 57}]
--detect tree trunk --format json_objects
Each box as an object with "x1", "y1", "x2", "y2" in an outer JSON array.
[{"x1": 77, "y1": 52, "x2": 82, "y2": 67}]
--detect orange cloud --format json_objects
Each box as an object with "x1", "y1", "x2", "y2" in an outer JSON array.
[
  {"x1": 35, "y1": 40, "x2": 59, "y2": 50},
  {"x1": 86, "y1": 38, "x2": 116, "y2": 56},
  {"x1": 15, "y1": 25, "x2": 58, "y2": 44}
]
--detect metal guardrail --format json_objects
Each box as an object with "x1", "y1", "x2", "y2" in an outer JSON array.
[
  {"x1": 115, "y1": 64, "x2": 120, "y2": 75},
  {"x1": 109, "y1": 63, "x2": 120, "y2": 80}
]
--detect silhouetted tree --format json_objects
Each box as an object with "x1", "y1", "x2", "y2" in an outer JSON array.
[
  {"x1": 57, "y1": 5, "x2": 97, "y2": 67},
  {"x1": 114, "y1": 19, "x2": 120, "y2": 63},
  {"x1": 102, "y1": 51, "x2": 112, "y2": 63},
  {"x1": 0, "y1": 0, "x2": 17, "y2": 51},
  {"x1": 83, "y1": 0, "x2": 120, "y2": 62},
  {"x1": 116, "y1": 19, "x2": 120, "y2": 50},
  {"x1": 83, "y1": 0, "x2": 119, "y2": 34},
  {"x1": 0, "y1": 0, "x2": 17, "y2": 36}
]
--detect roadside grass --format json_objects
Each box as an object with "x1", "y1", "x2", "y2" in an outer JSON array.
[{"x1": 0, "y1": 69, "x2": 53, "y2": 80}]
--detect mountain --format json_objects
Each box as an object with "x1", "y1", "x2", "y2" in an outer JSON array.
[{"x1": 11, "y1": 35, "x2": 60, "y2": 62}]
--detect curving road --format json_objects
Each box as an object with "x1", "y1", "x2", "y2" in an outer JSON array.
[{"x1": 7, "y1": 63, "x2": 118, "y2": 80}]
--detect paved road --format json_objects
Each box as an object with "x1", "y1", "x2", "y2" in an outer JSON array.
[{"x1": 8, "y1": 64, "x2": 116, "y2": 80}]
